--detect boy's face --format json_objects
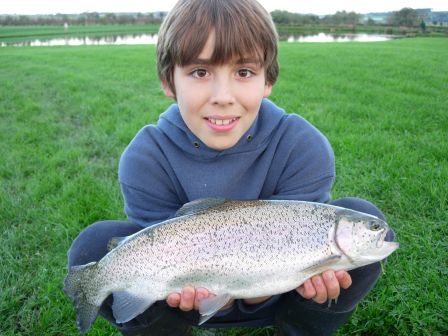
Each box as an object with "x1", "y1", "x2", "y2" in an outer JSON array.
[{"x1": 162, "y1": 32, "x2": 272, "y2": 151}]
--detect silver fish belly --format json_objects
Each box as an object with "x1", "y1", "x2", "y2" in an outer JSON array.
[{"x1": 63, "y1": 198, "x2": 398, "y2": 334}]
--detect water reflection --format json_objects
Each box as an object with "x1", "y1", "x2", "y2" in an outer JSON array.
[
  {"x1": 1, "y1": 32, "x2": 394, "y2": 47},
  {"x1": 1, "y1": 33, "x2": 158, "y2": 47},
  {"x1": 284, "y1": 32, "x2": 394, "y2": 43}
]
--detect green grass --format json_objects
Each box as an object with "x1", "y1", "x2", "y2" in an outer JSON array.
[
  {"x1": 0, "y1": 24, "x2": 161, "y2": 37},
  {"x1": 0, "y1": 38, "x2": 447, "y2": 335}
]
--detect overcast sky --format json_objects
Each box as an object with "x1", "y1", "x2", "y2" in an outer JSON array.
[{"x1": 1, "y1": 0, "x2": 446, "y2": 16}]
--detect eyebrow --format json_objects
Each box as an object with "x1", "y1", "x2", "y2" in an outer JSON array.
[{"x1": 187, "y1": 57, "x2": 262, "y2": 66}]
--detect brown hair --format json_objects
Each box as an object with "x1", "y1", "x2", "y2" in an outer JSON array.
[{"x1": 157, "y1": 0, "x2": 279, "y2": 93}]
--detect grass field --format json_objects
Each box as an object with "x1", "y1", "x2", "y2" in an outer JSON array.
[
  {"x1": 0, "y1": 24, "x2": 161, "y2": 37},
  {"x1": 0, "y1": 37, "x2": 447, "y2": 335}
]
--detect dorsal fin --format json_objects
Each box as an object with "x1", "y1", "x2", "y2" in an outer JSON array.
[
  {"x1": 175, "y1": 198, "x2": 227, "y2": 217},
  {"x1": 107, "y1": 236, "x2": 128, "y2": 251}
]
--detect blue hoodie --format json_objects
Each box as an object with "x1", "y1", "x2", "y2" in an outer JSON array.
[{"x1": 119, "y1": 99, "x2": 335, "y2": 228}]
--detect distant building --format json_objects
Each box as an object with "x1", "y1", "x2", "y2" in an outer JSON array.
[
  {"x1": 432, "y1": 11, "x2": 448, "y2": 25},
  {"x1": 363, "y1": 12, "x2": 390, "y2": 23}
]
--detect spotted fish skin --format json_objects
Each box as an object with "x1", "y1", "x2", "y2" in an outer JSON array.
[{"x1": 63, "y1": 198, "x2": 398, "y2": 334}]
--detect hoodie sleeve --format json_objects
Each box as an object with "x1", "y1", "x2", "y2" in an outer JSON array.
[
  {"x1": 268, "y1": 114, "x2": 335, "y2": 203},
  {"x1": 118, "y1": 126, "x2": 183, "y2": 227}
]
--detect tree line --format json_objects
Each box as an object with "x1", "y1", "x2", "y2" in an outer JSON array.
[
  {"x1": 271, "y1": 8, "x2": 448, "y2": 27},
  {"x1": 0, "y1": 12, "x2": 165, "y2": 26},
  {"x1": 1, "y1": 8, "x2": 447, "y2": 27}
]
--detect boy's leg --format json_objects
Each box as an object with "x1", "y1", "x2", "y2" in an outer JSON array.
[
  {"x1": 67, "y1": 220, "x2": 192, "y2": 336},
  {"x1": 275, "y1": 197, "x2": 395, "y2": 336},
  {"x1": 68, "y1": 220, "x2": 142, "y2": 267}
]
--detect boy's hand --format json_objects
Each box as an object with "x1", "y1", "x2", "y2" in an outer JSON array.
[
  {"x1": 166, "y1": 270, "x2": 351, "y2": 311},
  {"x1": 296, "y1": 270, "x2": 352, "y2": 304},
  {"x1": 166, "y1": 286, "x2": 235, "y2": 311}
]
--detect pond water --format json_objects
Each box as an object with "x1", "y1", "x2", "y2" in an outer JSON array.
[
  {"x1": 284, "y1": 32, "x2": 395, "y2": 43},
  {"x1": 1, "y1": 32, "x2": 395, "y2": 47},
  {"x1": 0, "y1": 34, "x2": 159, "y2": 47}
]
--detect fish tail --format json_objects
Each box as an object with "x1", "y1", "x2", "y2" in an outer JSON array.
[{"x1": 63, "y1": 262, "x2": 101, "y2": 334}]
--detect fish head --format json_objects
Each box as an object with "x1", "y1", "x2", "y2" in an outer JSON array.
[{"x1": 335, "y1": 210, "x2": 399, "y2": 267}]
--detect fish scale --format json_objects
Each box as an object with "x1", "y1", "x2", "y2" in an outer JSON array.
[{"x1": 64, "y1": 198, "x2": 398, "y2": 334}]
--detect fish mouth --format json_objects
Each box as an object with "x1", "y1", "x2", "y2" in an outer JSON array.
[{"x1": 366, "y1": 241, "x2": 399, "y2": 262}]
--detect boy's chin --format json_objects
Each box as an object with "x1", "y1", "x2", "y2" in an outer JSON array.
[{"x1": 204, "y1": 137, "x2": 239, "y2": 151}]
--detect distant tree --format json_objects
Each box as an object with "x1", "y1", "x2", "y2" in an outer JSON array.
[
  {"x1": 322, "y1": 11, "x2": 362, "y2": 26},
  {"x1": 270, "y1": 10, "x2": 291, "y2": 24},
  {"x1": 270, "y1": 10, "x2": 319, "y2": 25},
  {"x1": 420, "y1": 20, "x2": 426, "y2": 32},
  {"x1": 367, "y1": 17, "x2": 376, "y2": 26},
  {"x1": 388, "y1": 8, "x2": 420, "y2": 27}
]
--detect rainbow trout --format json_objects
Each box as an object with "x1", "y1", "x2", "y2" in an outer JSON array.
[{"x1": 63, "y1": 198, "x2": 398, "y2": 334}]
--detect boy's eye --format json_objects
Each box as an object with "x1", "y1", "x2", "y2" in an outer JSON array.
[
  {"x1": 191, "y1": 69, "x2": 209, "y2": 78},
  {"x1": 237, "y1": 69, "x2": 254, "y2": 78}
]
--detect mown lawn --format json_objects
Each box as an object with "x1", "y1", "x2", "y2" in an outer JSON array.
[{"x1": 0, "y1": 38, "x2": 447, "y2": 335}]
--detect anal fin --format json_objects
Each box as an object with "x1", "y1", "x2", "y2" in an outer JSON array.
[
  {"x1": 112, "y1": 290, "x2": 156, "y2": 324},
  {"x1": 198, "y1": 293, "x2": 232, "y2": 325}
]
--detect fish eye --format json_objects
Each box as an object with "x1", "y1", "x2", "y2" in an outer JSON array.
[{"x1": 370, "y1": 221, "x2": 382, "y2": 231}]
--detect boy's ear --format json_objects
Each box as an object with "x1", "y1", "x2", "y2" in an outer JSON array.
[
  {"x1": 263, "y1": 83, "x2": 273, "y2": 98},
  {"x1": 161, "y1": 81, "x2": 175, "y2": 98}
]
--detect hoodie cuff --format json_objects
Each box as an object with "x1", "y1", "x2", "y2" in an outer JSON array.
[
  {"x1": 209, "y1": 303, "x2": 236, "y2": 318},
  {"x1": 237, "y1": 295, "x2": 281, "y2": 314}
]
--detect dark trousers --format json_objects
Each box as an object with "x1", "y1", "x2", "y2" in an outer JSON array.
[{"x1": 67, "y1": 197, "x2": 395, "y2": 336}]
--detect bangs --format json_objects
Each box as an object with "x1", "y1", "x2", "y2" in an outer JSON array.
[
  {"x1": 174, "y1": 16, "x2": 265, "y2": 66},
  {"x1": 169, "y1": 0, "x2": 275, "y2": 67}
]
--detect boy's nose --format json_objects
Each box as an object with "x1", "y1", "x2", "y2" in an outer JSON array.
[{"x1": 210, "y1": 77, "x2": 235, "y2": 106}]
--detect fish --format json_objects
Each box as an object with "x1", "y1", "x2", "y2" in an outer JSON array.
[{"x1": 63, "y1": 198, "x2": 398, "y2": 334}]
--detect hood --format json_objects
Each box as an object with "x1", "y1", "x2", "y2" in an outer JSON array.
[{"x1": 157, "y1": 98, "x2": 286, "y2": 159}]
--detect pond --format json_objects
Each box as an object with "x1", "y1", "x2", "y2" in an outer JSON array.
[
  {"x1": 0, "y1": 34, "x2": 159, "y2": 47},
  {"x1": 283, "y1": 32, "x2": 396, "y2": 43},
  {"x1": 0, "y1": 32, "x2": 396, "y2": 47}
]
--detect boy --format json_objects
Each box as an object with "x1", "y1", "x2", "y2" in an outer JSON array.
[{"x1": 67, "y1": 0, "x2": 393, "y2": 335}]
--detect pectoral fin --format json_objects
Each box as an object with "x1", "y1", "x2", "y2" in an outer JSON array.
[
  {"x1": 301, "y1": 255, "x2": 342, "y2": 275},
  {"x1": 198, "y1": 293, "x2": 232, "y2": 325}
]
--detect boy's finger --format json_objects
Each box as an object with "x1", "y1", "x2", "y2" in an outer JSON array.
[
  {"x1": 335, "y1": 271, "x2": 352, "y2": 289},
  {"x1": 304, "y1": 279, "x2": 317, "y2": 299},
  {"x1": 296, "y1": 279, "x2": 316, "y2": 299},
  {"x1": 166, "y1": 293, "x2": 181, "y2": 308},
  {"x1": 311, "y1": 275, "x2": 328, "y2": 304},
  {"x1": 194, "y1": 287, "x2": 209, "y2": 310},
  {"x1": 179, "y1": 286, "x2": 195, "y2": 311},
  {"x1": 322, "y1": 270, "x2": 340, "y2": 300}
]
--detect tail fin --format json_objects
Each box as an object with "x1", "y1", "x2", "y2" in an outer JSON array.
[{"x1": 63, "y1": 262, "x2": 101, "y2": 334}]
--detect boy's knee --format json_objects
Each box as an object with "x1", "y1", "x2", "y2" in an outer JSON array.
[
  {"x1": 330, "y1": 197, "x2": 385, "y2": 221},
  {"x1": 68, "y1": 220, "x2": 141, "y2": 267}
]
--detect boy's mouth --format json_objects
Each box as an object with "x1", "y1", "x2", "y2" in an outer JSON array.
[{"x1": 205, "y1": 117, "x2": 240, "y2": 132}]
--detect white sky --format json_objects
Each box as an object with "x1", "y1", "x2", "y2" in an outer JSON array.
[{"x1": 0, "y1": 0, "x2": 446, "y2": 16}]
